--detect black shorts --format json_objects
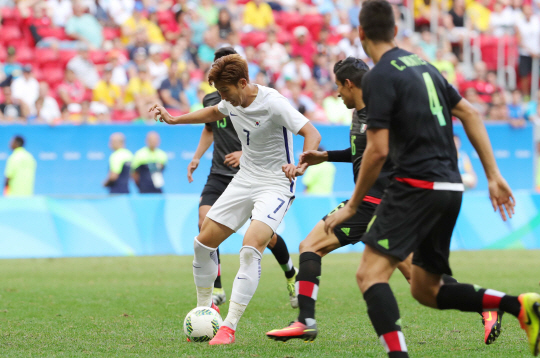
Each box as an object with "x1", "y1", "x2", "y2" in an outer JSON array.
[
  {"x1": 322, "y1": 200, "x2": 379, "y2": 247},
  {"x1": 519, "y1": 55, "x2": 533, "y2": 77},
  {"x1": 199, "y1": 173, "x2": 234, "y2": 207},
  {"x1": 362, "y1": 180, "x2": 462, "y2": 276}
]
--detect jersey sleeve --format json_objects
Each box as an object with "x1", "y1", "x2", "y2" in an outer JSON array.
[
  {"x1": 271, "y1": 97, "x2": 309, "y2": 134},
  {"x1": 217, "y1": 100, "x2": 229, "y2": 116},
  {"x1": 362, "y1": 70, "x2": 396, "y2": 130},
  {"x1": 203, "y1": 91, "x2": 221, "y2": 108},
  {"x1": 445, "y1": 78, "x2": 462, "y2": 108},
  {"x1": 109, "y1": 153, "x2": 125, "y2": 174}
]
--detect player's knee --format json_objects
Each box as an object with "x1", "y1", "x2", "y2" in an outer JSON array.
[
  {"x1": 299, "y1": 239, "x2": 312, "y2": 254},
  {"x1": 410, "y1": 284, "x2": 438, "y2": 307}
]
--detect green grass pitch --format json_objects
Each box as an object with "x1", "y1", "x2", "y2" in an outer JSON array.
[{"x1": 0, "y1": 250, "x2": 538, "y2": 357}]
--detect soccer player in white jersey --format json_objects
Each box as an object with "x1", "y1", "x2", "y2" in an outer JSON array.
[{"x1": 149, "y1": 54, "x2": 321, "y2": 345}]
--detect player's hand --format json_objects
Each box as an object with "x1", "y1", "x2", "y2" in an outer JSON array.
[
  {"x1": 324, "y1": 202, "x2": 356, "y2": 235},
  {"x1": 149, "y1": 104, "x2": 175, "y2": 124},
  {"x1": 299, "y1": 150, "x2": 327, "y2": 167},
  {"x1": 488, "y1": 174, "x2": 515, "y2": 221},
  {"x1": 294, "y1": 162, "x2": 309, "y2": 177},
  {"x1": 224, "y1": 151, "x2": 242, "y2": 168},
  {"x1": 282, "y1": 163, "x2": 298, "y2": 183},
  {"x1": 187, "y1": 158, "x2": 200, "y2": 183}
]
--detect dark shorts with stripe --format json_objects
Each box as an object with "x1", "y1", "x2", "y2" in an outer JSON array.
[
  {"x1": 322, "y1": 199, "x2": 379, "y2": 247},
  {"x1": 199, "y1": 173, "x2": 234, "y2": 207},
  {"x1": 362, "y1": 180, "x2": 463, "y2": 276}
]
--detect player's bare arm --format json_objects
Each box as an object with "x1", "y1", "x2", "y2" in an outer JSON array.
[
  {"x1": 452, "y1": 98, "x2": 516, "y2": 220},
  {"x1": 149, "y1": 104, "x2": 224, "y2": 124},
  {"x1": 103, "y1": 171, "x2": 119, "y2": 187},
  {"x1": 283, "y1": 122, "x2": 321, "y2": 181},
  {"x1": 324, "y1": 128, "x2": 389, "y2": 235},
  {"x1": 188, "y1": 126, "x2": 215, "y2": 183},
  {"x1": 299, "y1": 150, "x2": 329, "y2": 167}
]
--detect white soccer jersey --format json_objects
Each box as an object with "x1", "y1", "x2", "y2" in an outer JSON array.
[{"x1": 217, "y1": 85, "x2": 309, "y2": 192}]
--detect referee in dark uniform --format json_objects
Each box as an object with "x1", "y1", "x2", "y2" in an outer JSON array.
[
  {"x1": 324, "y1": 2, "x2": 537, "y2": 358},
  {"x1": 187, "y1": 47, "x2": 299, "y2": 308}
]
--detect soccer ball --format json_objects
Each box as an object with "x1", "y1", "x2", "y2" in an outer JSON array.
[{"x1": 184, "y1": 307, "x2": 223, "y2": 342}]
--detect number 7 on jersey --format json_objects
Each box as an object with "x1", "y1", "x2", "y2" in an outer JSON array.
[{"x1": 243, "y1": 129, "x2": 250, "y2": 145}]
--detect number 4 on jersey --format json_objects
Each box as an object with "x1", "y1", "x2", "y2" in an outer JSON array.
[{"x1": 422, "y1": 72, "x2": 446, "y2": 126}]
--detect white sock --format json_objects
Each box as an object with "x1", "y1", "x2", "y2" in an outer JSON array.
[
  {"x1": 193, "y1": 237, "x2": 218, "y2": 307},
  {"x1": 223, "y1": 246, "x2": 262, "y2": 330},
  {"x1": 223, "y1": 301, "x2": 247, "y2": 331}
]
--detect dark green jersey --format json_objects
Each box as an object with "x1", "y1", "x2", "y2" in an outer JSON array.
[{"x1": 203, "y1": 91, "x2": 242, "y2": 176}]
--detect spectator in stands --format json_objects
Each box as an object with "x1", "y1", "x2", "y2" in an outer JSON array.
[
  {"x1": 131, "y1": 131, "x2": 168, "y2": 193},
  {"x1": 4, "y1": 135, "x2": 36, "y2": 197},
  {"x1": 258, "y1": 29, "x2": 288, "y2": 74},
  {"x1": 516, "y1": 4, "x2": 540, "y2": 96},
  {"x1": 221, "y1": 31, "x2": 246, "y2": 58},
  {"x1": 467, "y1": 0, "x2": 492, "y2": 32},
  {"x1": 490, "y1": 0, "x2": 517, "y2": 36},
  {"x1": 107, "y1": 50, "x2": 129, "y2": 88},
  {"x1": 0, "y1": 87, "x2": 27, "y2": 122},
  {"x1": 58, "y1": 69, "x2": 86, "y2": 113},
  {"x1": 92, "y1": 65, "x2": 123, "y2": 116},
  {"x1": 121, "y1": 1, "x2": 164, "y2": 46},
  {"x1": 190, "y1": 88, "x2": 206, "y2": 112},
  {"x1": 336, "y1": 26, "x2": 366, "y2": 59},
  {"x1": 159, "y1": 62, "x2": 189, "y2": 112},
  {"x1": 148, "y1": 45, "x2": 168, "y2": 89},
  {"x1": 418, "y1": 28, "x2": 437, "y2": 61},
  {"x1": 67, "y1": 43, "x2": 100, "y2": 90},
  {"x1": 104, "y1": 132, "x2": 133, "y2": 194},
  {"x1": 198, "y1": 28, "x2": 219, "y2": 66},
  {"x1": 126, "y1": 47, "x2": 149, "y2": 79},
  {"x1": 2, "y1": 47, "x2": 22, "y2": 83},
  {"x1": 164, "y1": 9, "x2": 191, "y2": 43},
  {"x1": 349, "y1": 0, "x2": 362, "y2": 28},
  {"x1": 127, "y1": 28, "x2": 150, "y2": 60},
  {"x1": 187, "y1": 5, "x2": 208, "y2": 46},
  {"x1": 323, "y1": 87, "x2": 352, "y2": 125},
  {"x1": 278, "y1": 54, "x2": 312, "y2": 88},
  {"x1": 313, "y1": 53, "x2": 332, "y2": 86},
  {"x1": 146, "y1": 9, "x2": 167, "y2": 45},
  {"x1": 525, "y1": 91, "x2": 540, "y2": 120},
  {"x1": 254, "y1": 70, "x2": 270, "y2": 87},
  {"x1": 432, "y1": 48, "x2": 456, "y2": 85},
  {"x1": 287, "y1": 82, "x2": 316, "y2": 121},
  {"x1": 48, "y1": 0, "x2": 73, "y2": 28},
  {"x1": 65, "y1": 1, "x2": 103, "y2": 49},
  {"x1": 243, "y1": 0, "x2": 274, "y2": 30},
  {"x1": 292, "y1": 26, "x2": 316, "y2": 67},
  {"x1": 245, "y1": 46, "x2": 261, "y2": 81},
  {"x1": 466, "y1": 61, "x2": 496, "y2": 104},
  {"x1": 507, "y1": 89, "x2": 527, "y2": 127},
  {"x1": 217, "y1": 8, "x2": 233, "y2": 40},
  {"x1": 106, "y1": 0, "x2": 135, "y2": 26},
  {"x1": 11, "y1": 65, "x2": 39, "y2": 116},
  {"x1": 197, "y1": 0, "x2": 218, "y2": 26},
  {"x1": 35, "y1": 82, "x2": 61, "y2": 124},
  {"x1": 464, "y1": 87, "x2": 488, "y2": 118},
  {"x1": 311, "y1": 86, "x2": 330, "y2": 123},
  {"x1": 487, "y1": 91, "x2": 509, "y2": 120},
  {"x1": 125, "y1": 65, "x2": 160, "y2": 120}
]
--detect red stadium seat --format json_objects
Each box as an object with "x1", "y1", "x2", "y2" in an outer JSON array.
[
  {"x1": 59, "y1": 49, "x2": 77, "y2": 67},
  {"x1": 236, "y1": 0, "x2": 250, "y2": 4},
  {"x1": 0, "y1": 46, "x2": 7, "y2": 62},
  {"x1": 111, "y1": 109, "x2": 138, "y2": 122},
  {"x1": 38, "y1": 27, "x2": 70, "y2": 40},
  {"x1": 90, "y1": 50, "x2": 108, "y2": 65},
  {"x1": 1, "y1": 26, "x2": 22, "y2": 45},
  {"x1": 15, "y1": 47, "x2": 34, "y2": 64},
  {"x1": 33, "y1": 66, "x2": 44, "y2": 81},
  {"x1": 35, "y1": 48, "x2": 60, "y2": 67},
  {"x1": 280, "y1": 12, "x2": 303, "y2": 31},
  {"x1": 1, "y1": 7, "x2": 21, "y2": 27},
  {"x1": 43, "y1": 67, "x2": 65, "y2": 87},
  {"x1": 157, "y1": 11, "x2": 174, "y2": 25},
  {"x1": 303, "y1": 14, "x2": 324, "y2": 41},
  {"x1": 103, "y1": 27, "x2": 121, "y2": 41},
  {"x1": 276, "y1": 30, "x2": 293, "y2": 44},
  {"x1": 241, "y1": 31, "x2": 267, "y2": 47}
]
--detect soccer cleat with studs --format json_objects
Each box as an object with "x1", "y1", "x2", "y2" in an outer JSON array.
[
  {"x1": 266, "y1": 321, "x2": 318, "y2": 342},
  {"x1": 212, "y1": 287, "x2": 227, "y2": 306},
  {"x1": 482, "y1": 310, "x2": 503, "y2": 345},
  {"x1": 209, "y1": 325, "x2": 235, "y2": 345},
  {"x1": 517, "y1": 293, "x2": 540, "y2": 356}
]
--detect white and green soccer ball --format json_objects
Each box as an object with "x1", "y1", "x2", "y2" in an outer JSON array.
[{"x1": 184, "y1": 307, "x2": 223, "y2": 342}]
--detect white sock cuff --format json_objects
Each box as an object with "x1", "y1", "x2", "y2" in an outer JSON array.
[
  {"x1": 240, "y1": 245, "x2": 262, "y2": 259},
  {"x1": 194, "y1": 236, "x2": 217, "y2": 252}
]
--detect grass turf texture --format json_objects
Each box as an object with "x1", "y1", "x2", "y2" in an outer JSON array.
[{"x1": 0, "y1": 250, "x2": 538, "y2": 357}]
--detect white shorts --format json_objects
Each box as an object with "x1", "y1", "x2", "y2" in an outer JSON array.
[{"x1": 206, "y1": 176, "x2": 295, "y2": 233}]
